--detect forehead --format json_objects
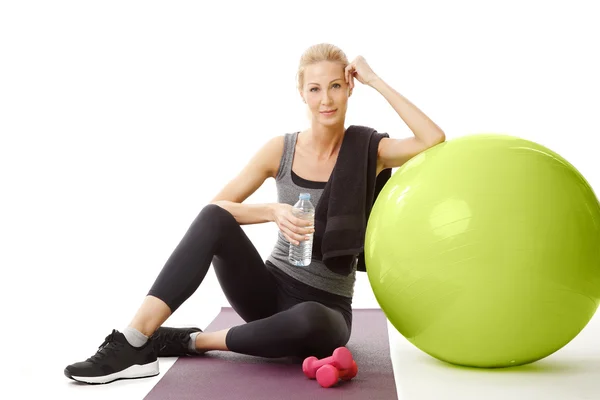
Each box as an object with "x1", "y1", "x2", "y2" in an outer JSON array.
[{"x1": 305, "y1": 61, "x2": 345, "y2": 84}]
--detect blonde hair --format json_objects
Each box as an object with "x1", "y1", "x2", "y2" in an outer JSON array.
[{"x1": 296, "y1": 43, "x2": 349, "y2": 91}]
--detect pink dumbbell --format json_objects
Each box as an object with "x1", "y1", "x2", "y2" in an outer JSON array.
[
  {"x1": 316, "y1": 361, "x2": 358, "y2": 388},
  {"x1": 302, "y1": 347, "x2": 354, "y2": 379}
]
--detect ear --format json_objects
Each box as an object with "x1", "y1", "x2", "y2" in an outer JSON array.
[{"x1": 299, "y1": 90, "x2": 306, "y2": 103}]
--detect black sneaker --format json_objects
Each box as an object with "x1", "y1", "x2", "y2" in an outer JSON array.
[
  {"x1": 151, "y1": 326, "x2": 203, "y2": 357},
  {"x1": 64, "y1": 329, "x2": 158, "y2": 384}
]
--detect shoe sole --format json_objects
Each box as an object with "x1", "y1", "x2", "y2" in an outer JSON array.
[{"x1": 65, "y1": 360, "x2": 159, "y2": 384}]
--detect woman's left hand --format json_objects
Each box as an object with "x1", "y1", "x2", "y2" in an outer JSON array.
[{"x1": 345, "y1": 56, "x2": 379, "y2": 89}]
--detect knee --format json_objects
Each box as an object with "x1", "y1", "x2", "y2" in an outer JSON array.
[
  {"x1": 182, "y1": 204, "x2": 238, "y2": 244},
  {"x1": 193, "y1": 203, "x2": 237, "y2": 230},
  {"x1": 291, "y1": 302, "x2": 349, "y2": 359},
  {"x1": 201, "y1": 203, "x2": 232, "y2": 219},
  {"x1": 292, "y1": 302, "x2": 337, "y2": 340}
]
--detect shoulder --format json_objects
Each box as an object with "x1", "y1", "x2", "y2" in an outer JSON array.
[
  {"x1": 250, "y1": 134, "x2": 288, "y2": 179},
  {"x1": 262, "y1": 134, "x2": 286, "y2": 153}
]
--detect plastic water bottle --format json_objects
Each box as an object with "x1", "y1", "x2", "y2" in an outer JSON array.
[{"x1": 288, "y1": 193, "x2": 315, "y2": 267}]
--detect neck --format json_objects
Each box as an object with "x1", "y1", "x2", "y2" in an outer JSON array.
[{"x1": 306, "y1": 121, "x2": 346, "y2": 160}]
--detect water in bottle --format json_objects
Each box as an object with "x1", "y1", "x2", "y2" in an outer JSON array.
[{"x1": 288, "y1": 193, "x2": 315, "y2": 267}]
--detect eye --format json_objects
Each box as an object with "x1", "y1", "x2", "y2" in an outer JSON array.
[
  {"x1": 333, "y1": 83, "x2": 341, "y2": 88},
  {"x1": 310, "y1": 87, "x2": 318, "y2": 92}
]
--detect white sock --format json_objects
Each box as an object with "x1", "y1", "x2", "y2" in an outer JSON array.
[
  {"x1": 188, "y1": 331, "x2": 202, "y2": 354},
  {"x1": 123, "y1": 327, "x2": 148, "y2": 348}
]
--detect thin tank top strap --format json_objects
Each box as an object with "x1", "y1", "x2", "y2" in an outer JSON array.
[{"x1": 275, "y1": 131, "x2": 298, "y2": 181}]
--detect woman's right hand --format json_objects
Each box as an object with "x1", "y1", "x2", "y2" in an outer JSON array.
[{"x1": 270, "y1": 203, "x2": 315, "y2": 246}]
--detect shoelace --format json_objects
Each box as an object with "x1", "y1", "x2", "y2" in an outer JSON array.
[
  {"x1": 87, "y1": 329, "x2": 125, "y2": 363},
  {"x1": 155, "y1": 329, "x2": 190, "y2": 347},
  {"x1": 155, "y1": 330, "x2": 189, "y2": 351}
]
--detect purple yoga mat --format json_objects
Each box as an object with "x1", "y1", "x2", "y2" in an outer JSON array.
[{"x1": 144, "y1": 307, "x2": 398, "y2": 399}]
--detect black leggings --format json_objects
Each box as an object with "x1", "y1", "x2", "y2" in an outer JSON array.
[{"x1": 147, "y1": 204, "x2": 352, "y2": 359}]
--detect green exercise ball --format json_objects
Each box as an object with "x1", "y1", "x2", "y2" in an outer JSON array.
[{"x1": 365, "y1": 134, "x2": 600, "y2": 368}]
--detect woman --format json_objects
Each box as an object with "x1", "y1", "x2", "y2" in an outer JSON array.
[{"x1": 64, "y1": 43, "x2": 445, "y2": 384}]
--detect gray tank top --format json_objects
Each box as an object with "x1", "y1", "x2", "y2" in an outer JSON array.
[{"x1": 266, "y1": 132, "x2": 357, "y2": 298}]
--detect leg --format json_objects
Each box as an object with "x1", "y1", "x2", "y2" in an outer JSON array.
[
  {"x1": 65, "y1": 204, "x2": 280, "y2": 383},
  {"x1": 127, "y1": 296, "x2": 171, "y2": 337},
  {"x1": 133, "y1": 204, "x2": 280, "y2": 335},
  {"x1": 197, "y1": 301, "x2": 351, "y2": 359}
]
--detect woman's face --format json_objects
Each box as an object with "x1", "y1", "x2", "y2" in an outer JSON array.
[{"x1": 300, "y1": 61, "x2": 352, "y2": 126}]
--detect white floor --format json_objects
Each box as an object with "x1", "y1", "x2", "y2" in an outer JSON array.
[
  {"x1": 7, "y1": 269, "x2": 600, "y2": 400},
  {"x1": 390, "y1": 314, "x2": 600, "y2": 400}
]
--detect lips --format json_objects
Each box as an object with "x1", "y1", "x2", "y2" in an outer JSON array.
[{"x1": 320, "y1": 109, "x2": 337, "y2": 115}]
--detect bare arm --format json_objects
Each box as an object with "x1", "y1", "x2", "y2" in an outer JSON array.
[
  {"x1": 344, "y1": 57, "x2": 445, "y2": 173},
  {"x1": 370, "y1": 78, "x2": 445, "y2": 172},
  {"x1": 210, "y1": 136, "x2": 284, "y2": 225}
]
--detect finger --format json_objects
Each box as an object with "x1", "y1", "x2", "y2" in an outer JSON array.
[
  {"x1": 347, "y1": 68, "x2": 353, "y2": 89},
  {"x1": 298, "y1": 225, "x2": 314, "y2": 235},
  {"x1": 280, "y1": 225, "x2": 299, "y2": 243},
  {"x1": 283, "y1": 232, "x2": 300, "y2": 246},
  {"x1": 291, "y1": 222, "x2": 312, "y2": 241},
  {"x1": 288, "y1": 219, "x2": 314, "y2": 236},
  {"x1": 282, "y1": 219, "x2": 299, "y2": 233},
  {"x1": 285, "y1": 227, "x2": 305, "y2": 243},
  {"x1": 294, "y1": 216, "x2": 314, "y2": 228},
  {"x1": 283, "y1": 220, "x2": 307, "y2": 240}
]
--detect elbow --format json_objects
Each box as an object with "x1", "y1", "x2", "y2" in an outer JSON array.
[{"x1": 428, "y1": 130, "x2": 446, "y2": 147}]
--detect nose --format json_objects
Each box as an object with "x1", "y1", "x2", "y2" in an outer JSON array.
[{"x1": 321, "y1": 90, "x2": 333, "y2": 105}]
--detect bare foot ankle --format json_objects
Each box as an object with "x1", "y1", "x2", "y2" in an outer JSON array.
[
  {"x1": 189, "y1": 331, "x2": 207, "y2": 355},
  {"x1": 194, "y1": 329, "x2": 230, "y2": 352}
]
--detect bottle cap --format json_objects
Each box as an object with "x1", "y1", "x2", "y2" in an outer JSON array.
[{"x1": 299, "y1": 193, "x2": 311, "y2": 200}]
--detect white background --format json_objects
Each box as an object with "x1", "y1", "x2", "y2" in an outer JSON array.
[{"x1": 1, "y1": 0, "x2": 599, "y2": 399}]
